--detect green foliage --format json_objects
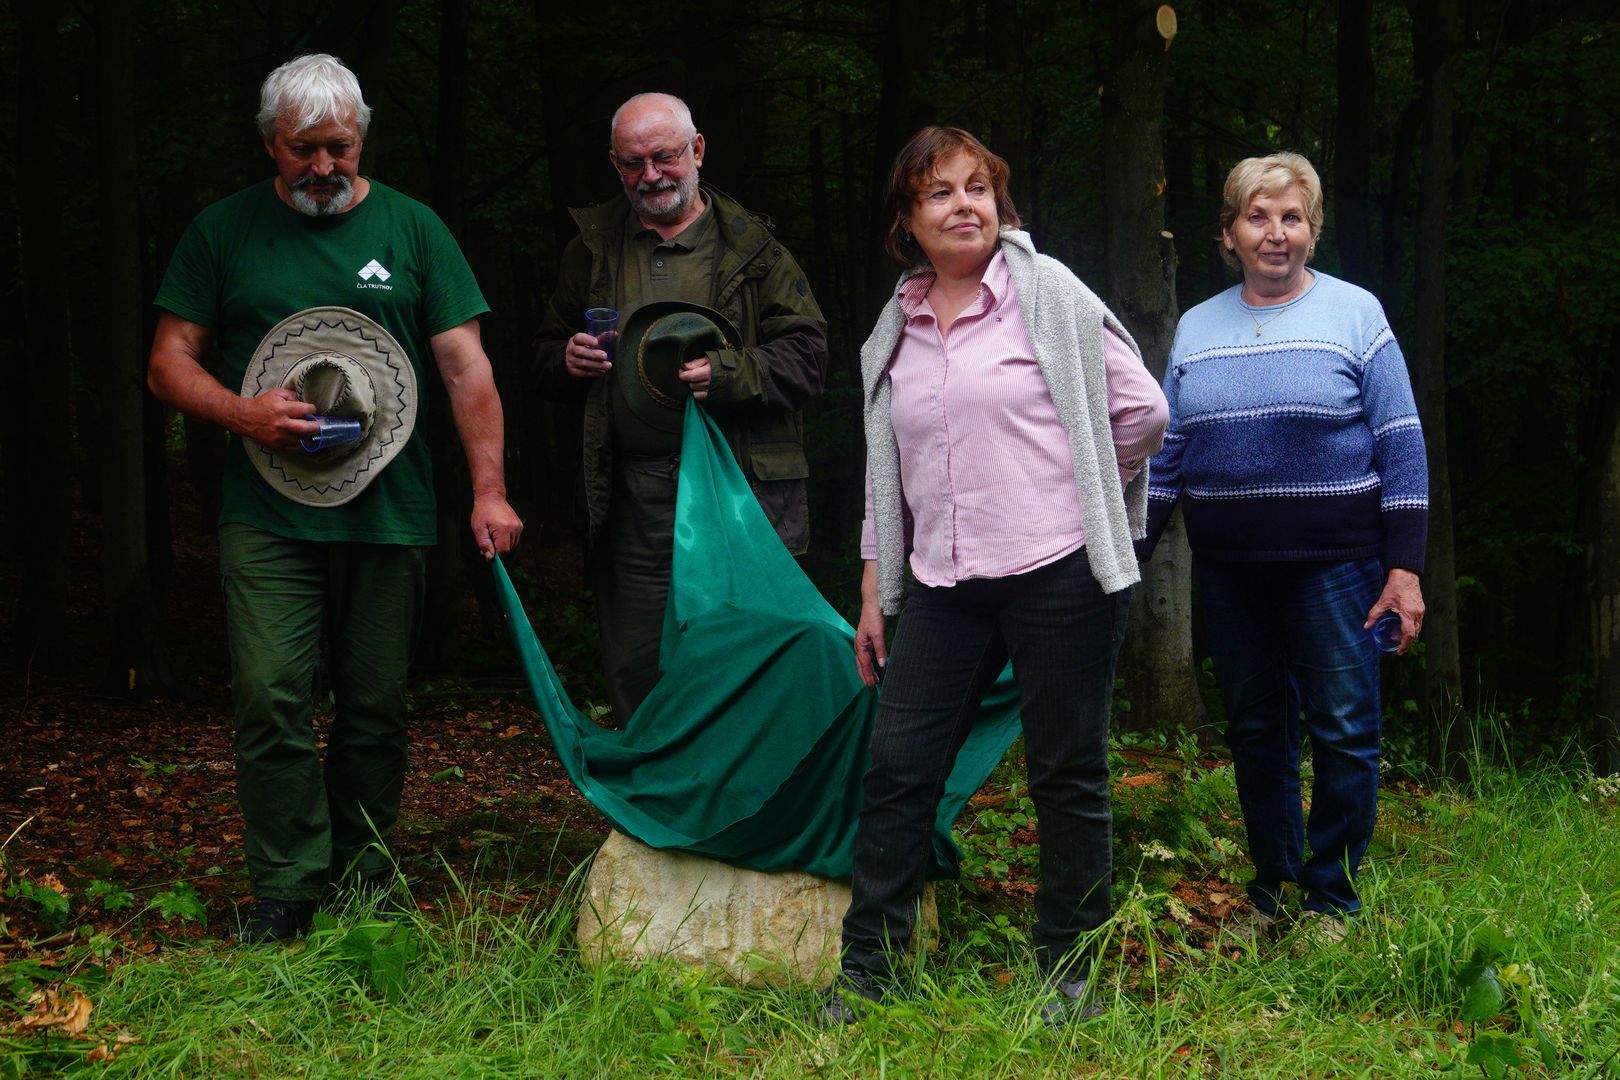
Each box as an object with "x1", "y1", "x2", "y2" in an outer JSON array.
[
  {"x1": 83, "y1": 880, "x2": 134, "y2": 913},
  {"x1": 146, "y1": 883, "x2": 206, "y2": 926},
  {"x1": 955, "y1": 787, "x2": 1041, "y2": 891},
  {"x1": 3, "y1": 878, "x2": 69, "y2": 931},
  {"x1": 309, "y1": 913, "x2": 423, "y2": 1003}
]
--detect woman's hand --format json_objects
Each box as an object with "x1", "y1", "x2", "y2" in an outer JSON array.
[
  {"x1": 1365, "y1": 568, "x2": 1425, "y2": 656},
  {"x1": 854, "y1": 560, "x2": 887, "y2": 687}
]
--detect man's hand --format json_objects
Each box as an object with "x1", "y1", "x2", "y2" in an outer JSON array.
[
  {"x1": 234, "y1": 387, "x2": 319, "y2": 452},
  {"x1": 471, "y1": 492, "x2": 523, "y2": 559},
  {"x1": 564, "y1": 332, "x2": 613, "y2": 379},
  {"x1": 1364, "y1": 568, "x2": 1425, "y2": 655},
  {"x1": 678, "y1": 357, "x2": 711, "y2": 401}
]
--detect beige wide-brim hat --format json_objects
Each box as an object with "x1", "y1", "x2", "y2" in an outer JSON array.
[{"x1": 239, "y1": 306, "x2": 418, "y2": 507}]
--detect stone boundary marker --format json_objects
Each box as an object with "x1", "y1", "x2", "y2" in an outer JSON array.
[{"x1": 577, "y1": 830, "x2": 938, "y2": 986}]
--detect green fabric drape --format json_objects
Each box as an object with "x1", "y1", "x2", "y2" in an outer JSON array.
[{"x1": 492, "y1": 400, "x2": 1022, "y2": 878}]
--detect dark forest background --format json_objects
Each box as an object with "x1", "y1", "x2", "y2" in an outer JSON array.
[{"x1": 1, "y1": 0, "x2": 1617, "y2": 773}]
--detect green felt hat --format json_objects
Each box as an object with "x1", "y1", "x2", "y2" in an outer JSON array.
[
  {"x1": 238, "y1": 306, "x2": 418, "y2": 507},
  {"x1": 611, "y1": 301, "x2": 740, "y2": 441}
]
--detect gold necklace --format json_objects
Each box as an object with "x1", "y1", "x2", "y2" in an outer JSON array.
[{"x1": 1243, "y1": 301, "x2": 1289, "y2": 337}]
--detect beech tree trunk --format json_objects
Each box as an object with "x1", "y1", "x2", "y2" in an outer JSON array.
[
  {"x1": 1334, "y1": 0, "x2": 1376, "y2": 289},
  {"x1": 868, "y1": 0, "x2": 930, "y2": 315},
  {"x1": 95, "y1": 0, "x2": 163, "y2": 691},
  {"x1": 1410, "y1": 0, "x2": 1465, "y2": 777},
  {"x1": 1102, "y1": 0, "x2": 1205, "y2": 734},
  {"x1": 14, "y1": 2, "x2": 74, "y2": 668},
  {"x1": 419, "y1": 0, "x2": 473, "y2": 673},
  {"x1": 1587, "y1": 326, "x2": 1620, "y2": 775}
]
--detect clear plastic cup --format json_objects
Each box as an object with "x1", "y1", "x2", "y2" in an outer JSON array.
[
  {"x1": 300, "y1": 415, "x2": 362, "y2": 453},
  {"x1": 585, "y1": 307, "x2": 620, "y2": 361},
  {"x1": 1369, "y1": 611, "x2": 1403, "y2": 653}
]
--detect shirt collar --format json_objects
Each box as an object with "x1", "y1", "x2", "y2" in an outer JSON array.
[
  {"x1": 895, "y1": 248, "x2": 1009, "y2": 320},
  {"x1": 632, "y1": 200, "x2": 715, "y2": 250}
]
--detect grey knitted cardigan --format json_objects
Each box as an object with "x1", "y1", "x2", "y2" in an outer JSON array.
[{"x1": 860, "y1": 229, "x2": 1150, "y2": 615}]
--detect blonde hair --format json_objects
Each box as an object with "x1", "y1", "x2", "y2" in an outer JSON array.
[{"x1": 1218, "y1": 152, "x2": 1323, "y2": 270}]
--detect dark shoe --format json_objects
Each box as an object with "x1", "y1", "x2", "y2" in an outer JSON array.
[
  {"x1": 1039, "y1": 975, "x2": 1105, "y2": 1029},
  {"x1": 815, "y1": 968, "x2": 883, "y2": 1028},
  {"x1": 235, "y1": 898, "x2": 316, "y2": 943}
]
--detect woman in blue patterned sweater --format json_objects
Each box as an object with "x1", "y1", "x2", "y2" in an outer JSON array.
[{"x1": 1139, "y1": 152, "x2": 1427, "y2": 939}]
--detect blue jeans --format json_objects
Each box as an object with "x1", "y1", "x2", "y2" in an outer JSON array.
[
  {"x1": 1195, "y1": 557, "x2": 1383, "y2": 916},
  {"x1": 841, "y1": 548, "x2": 1130, "y2": 979}
]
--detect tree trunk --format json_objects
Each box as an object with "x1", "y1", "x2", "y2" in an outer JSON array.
[
  {"x1": 14, "y1": 2, "x2": 74, "y2": 669},
  {"x1": 1586, "y1": 325, "x2": 1620, "y2": 775},
  {"x1": 1102, "y1": 0, "x2": 1204, "y2": 734},
  {"x1": 419, "y1": 0, "x2": 473, "y2": 674},
  {"x1": 1334, "y1": 0, "x2": 1376, "y2": 289},
  {"x1": 868, "y1": 0, "x2": 930, "y2": 317},
  {"x1": 1410, "y1": 0, "x2": 1465, "y2": 777},
  {"x1": 95, "y1": 0, "x2": 164, "y2": 691}
]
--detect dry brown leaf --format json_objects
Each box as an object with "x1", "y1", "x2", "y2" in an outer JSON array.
[
  {"x1": 1119, "y1": 772, "x2": 1163, "y2": 789},
  {"x1": 35, "y1": 874, "x2": 68, "y2": 896},
  {"x1": 16, "y1": 988, "x2": 93, "y2": 1035}
]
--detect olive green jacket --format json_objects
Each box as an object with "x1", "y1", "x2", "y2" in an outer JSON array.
[{"x1": 533, "y1": 187, "x2": 828, "y2": 553}]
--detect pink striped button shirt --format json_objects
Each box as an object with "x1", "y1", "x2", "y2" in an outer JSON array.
[{"x1": 860, "y1": 249, "x2": 1167, "y2": 587}]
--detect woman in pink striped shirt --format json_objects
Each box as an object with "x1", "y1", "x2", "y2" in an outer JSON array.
[{"x1": 819, "y1": 127, "x2": 1167, "y2": 1028}]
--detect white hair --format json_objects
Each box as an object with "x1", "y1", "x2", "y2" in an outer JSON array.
[
  {"x1": 257, "y1": 53, "x2": 371, "y2": 140},
  {"x1": 609, "y1": 92, "x2": 696, "y2": 150}
]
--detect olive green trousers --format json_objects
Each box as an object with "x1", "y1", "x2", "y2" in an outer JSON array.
[{"x1": 218, "y1": 523, "x2": 427, "y2": 900}]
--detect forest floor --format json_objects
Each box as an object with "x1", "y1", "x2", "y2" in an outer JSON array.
[
  {"x1": 0, "y1": 474, "x2": 613, "y2": 948},
  {"x1": 3, "y1": 484, "x2": 1619, "y2": 1076}
]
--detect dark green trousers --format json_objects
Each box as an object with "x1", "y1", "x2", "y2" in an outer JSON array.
[{"x1": 218, "y1": 523, "x2": 427, "y2": 900}]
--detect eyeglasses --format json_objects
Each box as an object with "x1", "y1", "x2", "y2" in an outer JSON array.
[{"x1": 612, "y1": 140, "x2": 692, "y2": 177}]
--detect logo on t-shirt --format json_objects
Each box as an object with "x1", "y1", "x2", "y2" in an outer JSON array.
[{"x1": 357, "y1": 260, "x2": 394, "y2": 291}]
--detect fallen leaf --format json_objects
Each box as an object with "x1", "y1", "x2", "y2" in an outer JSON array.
[
  {"x1": 1120, "y1": 772, "x2": 1163, "y2": 789},
  {"x1": 16, "y1": 988, "x2": 93, "y2": 1035},
  {"x1": 36, "y1": 874, "x2": 68, "y2": 896}
]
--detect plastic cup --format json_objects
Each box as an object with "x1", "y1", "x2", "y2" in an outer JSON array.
[
  {"x1": 1369, "y1": 611, "x2": 1403, "y2": 653},
  {"x1": 300, "y1": 415, "x2": 362, "y2": 453},
  {"x1": 585, "y1": 307, "x2": 620, "y2": 361}
]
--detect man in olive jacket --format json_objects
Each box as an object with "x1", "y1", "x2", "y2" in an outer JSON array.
[{"x1": 532, "y1": 92, "x2": 828, "y2": 725}]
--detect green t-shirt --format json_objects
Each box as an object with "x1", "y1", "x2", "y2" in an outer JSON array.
[{"x1": 154, "y1": 179, "x2": 490, "y2": 544}]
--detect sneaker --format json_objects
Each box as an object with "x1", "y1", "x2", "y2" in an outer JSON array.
[
  {"x1": 1038, "y1": 975, "x2": 1105, "y2": 1029},
  {"x1": 235, "y1": 897, "x2": 316, "y2": 943},
  {"x1": 1226, "y1": 904, "x2": 1281, "y2": 946},
  {"x1": 815, "y1": 968, "x2": 883, "y2": 1028},
  {"x1": 1288, "y1": 910, "x2": 1348, "y2": 954}
]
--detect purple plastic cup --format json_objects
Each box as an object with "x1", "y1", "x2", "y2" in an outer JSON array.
[
  {"x1": 300, "y1": 415, "x2": 362, "y2": 453},
  {"x1": 585, "y1": 307, "x2": 620, "y2": 361}
]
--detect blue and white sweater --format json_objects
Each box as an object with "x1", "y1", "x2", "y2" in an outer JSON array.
[{"x1": 1142, "y1": 272, "x2": 1428, "y2": 571}]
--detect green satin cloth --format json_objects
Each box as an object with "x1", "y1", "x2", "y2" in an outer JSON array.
[{"x1": 491, "y1": 399, "x2": 1022, "y2": 878}]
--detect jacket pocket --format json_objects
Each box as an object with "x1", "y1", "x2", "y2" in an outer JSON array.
[{"x1": 747, "y1": 442, "x2": 809, "y2": 482}]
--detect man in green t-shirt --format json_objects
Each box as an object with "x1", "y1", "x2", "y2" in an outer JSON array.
[{"x1": 147, "y1": 53, "x2": 523, "y2": 943}]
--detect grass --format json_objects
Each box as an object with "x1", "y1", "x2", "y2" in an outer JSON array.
[{"x1": 5, "y1": 756, "x2": 1619, "y2": 1078}]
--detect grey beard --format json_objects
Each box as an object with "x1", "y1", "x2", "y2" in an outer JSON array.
[
  {"x1": 290, "y1": 174, "x2": 355, "y2": 216},
  {"x1": 630, "y1": 170, "x2": 699, "y2": 224}
]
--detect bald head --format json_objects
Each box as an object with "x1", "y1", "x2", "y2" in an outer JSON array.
[{"x1": 609, "y1": 93, "x2": 696, "y2": 152}]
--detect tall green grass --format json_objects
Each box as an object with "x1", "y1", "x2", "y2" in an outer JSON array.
[{"x1": 7, "y1": 763, "x2": 1618, "y2": 1078}]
